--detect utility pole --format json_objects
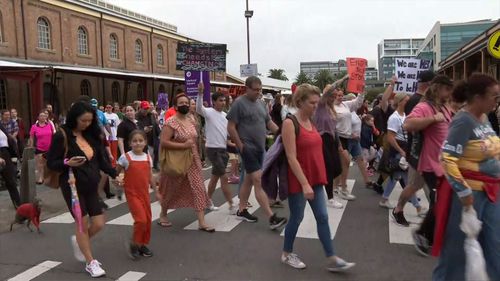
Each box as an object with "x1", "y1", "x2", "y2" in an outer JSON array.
[{"x1": 244, "y1": 0, "x2": 254, "y2": 65}]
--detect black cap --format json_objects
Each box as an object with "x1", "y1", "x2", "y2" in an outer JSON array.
[
  {"x1": 431, "y1": 75, "x2": 453, "y2": 86},
  {"x1": 418, "y1": 70, "x2": 436, "y2": 83}
]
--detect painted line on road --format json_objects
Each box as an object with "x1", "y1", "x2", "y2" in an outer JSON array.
[
  {"x1": 388, "y1": 182, "x2": 429, "y2": 244},
  {"x1": 7, "y1": 260, "x2": 61, "y2": 281},
  {"x1": 116, "y1": 271, "x2": 146, "y2": 281},
  {"x1": 202, "y1": 165, "x2": 213, "y2": 171},
  {"x1": 280, "y1": 179, "x2": 355, "y2": 239}
]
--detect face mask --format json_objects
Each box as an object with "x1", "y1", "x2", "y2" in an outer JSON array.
[{"x1": 177, "y1": 105, "x2": 189, "y2": 115}]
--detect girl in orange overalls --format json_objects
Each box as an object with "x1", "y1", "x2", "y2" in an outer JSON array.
[{"x1": 115, "y1": 130, "x2": 154, "y2": 259}]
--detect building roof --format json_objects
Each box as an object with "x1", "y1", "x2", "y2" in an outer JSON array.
[{"x1": 226, "y1": 74, "x2": 292, "y2": 91}]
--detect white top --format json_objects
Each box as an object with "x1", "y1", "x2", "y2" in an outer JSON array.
[
  {"x1": 387, "y1": 111, "x2": 407, "y2": 142},
  {"x1": 334, "y1": 94, "x2": 365, "y2": 138},
  {"x1": 351, "y1": 112, "x2": 362, "y2": 138},
  {"x1": 117, "y1": 151, "x2": 152, "y2": 170},
  {"x1": 0, "y1": 129, "x2": 8, "y2": 147},
  {"x1": 196, "y1": 92, "x2": 228, "y2": 149},
  {"x1": 281, "y1": 105, "x2": 297, "y2": 121},
  {"x1": 104, "y1": 112, "x2": 120, "y2": 141}
]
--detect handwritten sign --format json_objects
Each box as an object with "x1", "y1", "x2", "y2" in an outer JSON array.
[
  {"x1": 346, "y1": 57, "x2": 367, "y2": 93},
  {"x1": 184, "y1": 71, "x2": 212, "y2": 106},
  {"x1": 176, "y1": 42, "x2": 226, "y2": 72},
  {"x1": 395, "y1": 58, "x2": 432, "y2": 94}
]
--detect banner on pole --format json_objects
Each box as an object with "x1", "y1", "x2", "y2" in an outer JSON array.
[
  {"x1": 394, "y1": 58, "x2": 432, "y2": 94},
  {"x1": 346, "y1": 57, "x2": 367, "y2": 93},
  {"x1": 184, "y1": 71, "x2": 211, "y2": 106},
  {"x1": 176, "y1": 42, "x2": 226, "y2": 72}
]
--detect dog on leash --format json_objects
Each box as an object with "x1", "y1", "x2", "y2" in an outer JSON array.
[{"x1": 10, "y1": 199, "x2": 42, "y2": 233}]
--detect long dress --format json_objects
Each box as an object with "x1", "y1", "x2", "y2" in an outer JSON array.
[{"x1": 159, "y1": 116, "x2": 209, "y2": 211}]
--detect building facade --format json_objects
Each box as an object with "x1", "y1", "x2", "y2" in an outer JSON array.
[
  {"x1": 365, "y1": 67, "x2": 378, "y2": 81},
  {"x1": 416, "y1": 19, "x2": 496, "y2": 71},
  {"x1": 377, "y1": 38, "x2": 424, "y2": 80},
  {"x1": 300, "y1": 60, "x2": 347, "y2": 79}
]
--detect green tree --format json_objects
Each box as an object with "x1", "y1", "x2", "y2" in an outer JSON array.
[
  {"x1": 294, "y1": 71, "x2": 313, "y2": 85},
  {"x1": 267, "y1": 69, "x2": 289, "y2": 81},
  {"x1": 366, "y1": 87, "x2": 386, "y2": 103},
  {"x1": 314, "y1": 69, "x2": 334, "y2": 91}
]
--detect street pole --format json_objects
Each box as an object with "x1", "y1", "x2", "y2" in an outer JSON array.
[{"x1": 245, "y1": 0, "x2": 253, "y2": 65}]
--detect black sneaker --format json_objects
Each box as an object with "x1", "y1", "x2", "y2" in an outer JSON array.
[
  {"x1": 139, "y1": 245, "x2": 153, "y2": 257},
  {"x1": 236, "y1": 209, "x2": 258, "y2": 223},
  {"x1": 127, "y1": 243, "x2": 140, "y2": 260},
  {"x1": 373, "y1": 183, "x2": 384, "y2": 195},
  {"x1": 391, "y1": 209, "x2": 410, "y2": 227},
  {"x1": 412, "y1": 230, "x2": 430, "y2": 257},
  {"x1": 105, "y1": 193, "x2": 115, "y2": 199},
  {"x1": 269, "y1": 213, "x2": 287, "y2": 230}
]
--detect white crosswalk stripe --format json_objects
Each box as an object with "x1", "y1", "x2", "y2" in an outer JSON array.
[
  {"x1": 7, "y1": 260, "x2": 61, "y2": 281},
  {"x1": 116, "y1": 271, "x2": 147, "y2": 281},
  {"x1": 280, "y1": 179, "x2": 355, "y2": 239}
]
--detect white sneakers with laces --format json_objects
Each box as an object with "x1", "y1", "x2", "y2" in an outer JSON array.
[
  {"x1": 326, "y1": 257, "x2": 356, "y2": 272},
  {"x1": 71, "y1": 235, "x2": 85, "y2": 262},
  {"x1": 85, "y1": 259, "x2": 106, "y2": 278},
  {"x1": 281, "y1": 253, "x2": 306, "y2": 269},
  {"x1": 208, "y1": 200, "x2": 219, "y2": 211},
  {"x1": 327, "y1": 199, "x2": 344, "y2": 209}
]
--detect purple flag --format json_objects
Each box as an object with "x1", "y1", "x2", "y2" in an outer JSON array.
[{"x1": 184, "y1": 70, "x2": 211, "y2": 106}]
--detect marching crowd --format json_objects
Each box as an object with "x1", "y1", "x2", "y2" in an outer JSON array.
[{"x1": 0, "y1": 72, "x2": 499, "y2": 280}]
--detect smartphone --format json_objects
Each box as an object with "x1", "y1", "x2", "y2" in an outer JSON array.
[{"x1": 73, "y1": 156, "x2": 86, "y2": 161}]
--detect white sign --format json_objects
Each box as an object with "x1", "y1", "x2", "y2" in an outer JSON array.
[
  {"x1": 394, "y1": 58, "x2": 432, "y2": 94},
  {"x1": 240, "y1": 64, "x2": 258, "y2": 77}
]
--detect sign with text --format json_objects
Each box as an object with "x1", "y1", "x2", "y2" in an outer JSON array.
[
  {"x1": 346, "y1": 57, "x2": 367, "y2": 93},
  {"x1": 240, "y1": 64, "x2": 258, "y2": 77},
  {"x1": 184, "y1": 71, "x2": 211, "y2": 106},
  {"x1": 395, "y1": 58, "x2": 432, "y2": 94},
  {"x1": 176, "y1": 42, "x2": 226, "y2": 72}
]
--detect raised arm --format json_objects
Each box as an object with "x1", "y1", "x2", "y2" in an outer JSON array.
[
  {"x1": 381, "y1": 76, "x2": 397, "y2": 113},
  {"x1": 196, "y1": 82, "x2": 207, "y2": 117},
  {"x1": 345, "y1": 92, "x2": 365, "y2": 112}
]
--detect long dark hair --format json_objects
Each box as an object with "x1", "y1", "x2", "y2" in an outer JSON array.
[
  {"x1": 452, "y1": 73, "x2": 498, "y2": 104},
  {"x1": 65, "y1": 101, "x2": 101, "y2": 144}
]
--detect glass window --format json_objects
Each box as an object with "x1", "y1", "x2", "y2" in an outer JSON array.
[
  {"x1": 157, "y1": 44, "x2": 164, "y2": 65},
  {"x1": 77, "y1": 26, "x2": 88, "y2": 55},
  {"x1": 109, "y1": 34, "x2": 118, "y2": 59},
  {"x1": 111, "y1": 81, "x2": 120, "y2": 103},
  {"x1": 137, "y1": 84, "x2": 144, "y2": 100},
  {"x1": 0, "y1": 80, "x2": 6, "y2": 109},
  {"x1": 135, "y1": 39, "x2": 143, "y2": 63},
  {"x1": 37, "y1": 17, "x2": 51, "y2": 49},
  {"x1": 80, "y1": 80, "x2": 91, "y2": 96}
]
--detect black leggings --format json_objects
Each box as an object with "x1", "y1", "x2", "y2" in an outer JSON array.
[
  {"x1": 322, "y1": 134, "x2": 342, "y2": 199},
  {"x1": 0, "y1": 148, "x2": 20, "y2": 207},
  {"x1": 417, "y1": 172, "x2": 439, "y2": 244}
]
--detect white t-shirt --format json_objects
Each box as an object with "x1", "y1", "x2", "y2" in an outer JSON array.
[
  {"x1": 196, "y1": 94, "x2": 228, "y2": 149},
  {"x1": 117, "y1": 151, "x2": 152, "y2": 170},
  {"x1": 104, "y1": 112, "x2": 120, "y2": 141},
  {"x1": 351, "y1": 112, "x2": 362, "y2": 137},
  {"x1": 335, "y1": 94, "x2": 365, "y2": 138},
  {"x1": 387, "y1": 111, "x2": 407, "y2": 142},
  {"x1": 281, "y1": 105, "x2": 297, "y2": 121},
  {"x1": 0, "y1": 129, "x2": 8, "y2": 147}
]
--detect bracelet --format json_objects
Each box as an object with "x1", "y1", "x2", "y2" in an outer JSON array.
[{"x1": 63, "y1": 158, "x2": 69, "y2": 166}]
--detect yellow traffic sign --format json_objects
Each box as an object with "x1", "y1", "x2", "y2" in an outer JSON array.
[{"x1": 487, "y1": 30, "x2": 500, "y2": 59}]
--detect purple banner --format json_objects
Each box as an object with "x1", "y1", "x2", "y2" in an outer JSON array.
[{"x1": 184, "y1": 70, "x2": 211, "y2": 106}]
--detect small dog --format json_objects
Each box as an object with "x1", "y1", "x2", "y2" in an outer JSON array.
[{"x1": 10, "y1": 199, "x2": 42, "y2": 233}]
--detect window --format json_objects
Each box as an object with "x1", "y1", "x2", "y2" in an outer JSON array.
[
  {"x1": 0, "y1": 80, "x2": 7, "y2": 109},
  {"x1": 77, "y1": 26, "x2": 88, "y2": 55},
  {"x1": 157, "y1": 44, "x2": 164, "y2": 65},
  {"x1": 37, "y1": 17, "x2": 51, "y2": 49},
  {"x1": 80, "y1": 80, "x2": 91, "y2": 96},
  {"x1": 109, "y1": 33, "x2": 118, "y2": 59},
  {"x1": 137, "y1": 84, "x2": 144, "y2": 100},
  {"x1": 111, "y1": 81, "x2": 120, "y2": 103},
  {"x1": 0, "y1": 11, "x2": 4, "y2": 42},
  {"x1": 158, "y1": 84, "x2": 165, "y2": 93},
  {"x1": 135, "y1": 39, "x2": 143, "y2": 63}
]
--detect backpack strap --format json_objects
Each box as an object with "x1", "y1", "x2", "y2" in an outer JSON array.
[{"x1": 286, "y1": 114, "x2": 300, "y2": 138}]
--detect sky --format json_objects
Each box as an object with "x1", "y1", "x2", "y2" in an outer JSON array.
[{"x1": 108, "y1": 0, "x2": 499, "y2": 80}]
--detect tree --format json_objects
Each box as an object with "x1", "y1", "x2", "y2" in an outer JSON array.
[
  {"x1": 294, "y1": 71, "x2": 313, "y2": 85},
  {"x1": 267, "y1": 69, "x2": 289, "y2": 81},
  {"x1": 313, "y1": 69, "x2": 334, "y2": 91},
  {"x1": 366, "y1": 87, "x2": 386, "y2": 103}
]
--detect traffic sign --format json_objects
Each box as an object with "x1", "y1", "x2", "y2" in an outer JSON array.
[
  {"x1": 240, "y1": 64, "x2": 258, "y2": 77},
  {"x1": 487, "y1": 30, "x2": 500, "y2": 59}
]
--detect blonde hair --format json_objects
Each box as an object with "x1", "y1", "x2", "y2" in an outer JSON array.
[{"x1": 293, "y1": 84, "x2": 321, "y2": 108}]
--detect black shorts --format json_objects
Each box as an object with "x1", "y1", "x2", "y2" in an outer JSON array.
[
  {"x1": 61, "y1": 183, "x2": 103, "y2": 218},
  {"x1": 206, "y1": 148, "x2": 229, "y2": 176},
  {"x1": 241, "y1": 146, "x2": 264, "y2": 174}
]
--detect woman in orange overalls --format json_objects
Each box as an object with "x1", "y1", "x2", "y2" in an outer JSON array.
[{"x1": 115, "y1": 130, "x2": 155, "y2": 259}]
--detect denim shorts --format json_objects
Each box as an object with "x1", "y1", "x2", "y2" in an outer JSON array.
[
  {"x1": 339, "y1": 137, "x2": 362, "y2": 159},
  {"x1": 206, "y1": 148, "x2": 229, "y2": 176}
]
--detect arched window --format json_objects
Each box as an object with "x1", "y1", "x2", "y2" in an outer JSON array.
[
  {"x1": 135, "y1": 39, "x2": 143, "y2": 63},
  {"x1": 0, "y1": 80, "x2": 7, "y2": 109},
  {"x1": 111, "y1": 81, "x2": 120, "y2": 103},
  {"x1": 80, "y1": 80, "x2": 91, "y2": 96},
  {"x1": 0, "y1": 12, "x2": 4, "y2": 42},
  {"x1": 157, "y1": 44, "x2": 164, "y2": 65},
  {"x1": 109, "y1": 33, "x2": 118, "y2": 59},
  {"x1": 137, "y1": 84, "x2": 144, "y2": 100},
  {"x1": 158, "y1": 84, "x2": 165, "y2": 93},
  {"x1": 37, "y1": 17, "x2": 51, "y2": 49},
  {"x1": 77, "y1": 26, "x2": 88, "y2": 55}
]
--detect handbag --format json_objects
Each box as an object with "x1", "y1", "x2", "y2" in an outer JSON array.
[
  {"x1": 159, "y1": 147, "x2": 193, "y2": 176},
  {"x1": 43, "y1": 129, "x2": 68, "y2": 189}
]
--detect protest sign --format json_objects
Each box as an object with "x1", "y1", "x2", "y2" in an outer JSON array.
[
  {"x1": 176, "y1": 42, "x2": 226, "y2": 72},
  {"x1": 346, "y1": 57, "x2": 367, "y2": 93},
  {"x1": 184, "y1": 71, "x2": 211, "y2": 106},
  {"x1": 394, "y1": 58, "x2": 432, "y2": 94}
]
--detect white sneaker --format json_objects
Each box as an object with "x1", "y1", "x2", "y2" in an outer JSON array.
[
  {"x1": 327, "y1": 257, "x2": 355, "y2": 272},
  {"x1": 327, "y1": 199, "x2": 344, "y2": 209},
  {"x1": 339, "y1": 190, "x2": 356, "y2": 201},
  {"x1": 228, "y1": 205, "x2": 237, "y2": 215},
  {"x1": 208, "y1": 200, "x2": 219, "y2": 211},
  {"x1": 281, "y1": 253, "x2": 306, "y2": 269},
  {"x1": 85, "y1": 259, "x2": 106, "y2": 278},
  {"x1": 71, "y1": 235, "x2": 85, "y2": 262},
  {"x1": 379, "y1": 200, "x2": 395, "y2": 209}
]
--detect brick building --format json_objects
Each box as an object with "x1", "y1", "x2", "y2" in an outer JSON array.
[{"x1": 0, "y1": 0, "x2": 238, "y2": 122}]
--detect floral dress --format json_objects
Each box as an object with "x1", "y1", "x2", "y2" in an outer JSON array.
[{"x1": 159, "y1": 116, "x2": 209, "y2": 211}]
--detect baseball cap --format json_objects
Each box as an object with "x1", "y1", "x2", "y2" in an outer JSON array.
[
  {"x1": 417, "y1": 70, "x2": 436, "y2": 83},
  {"x1": 140, "y1": 101, "x2": 151, "y2": 110},
  {"x1": 90, "y1": 98, "x2": 98, "y2": 108},
  {"x1": 431, "y1": 75, "x2": 453, "y2": 87}
]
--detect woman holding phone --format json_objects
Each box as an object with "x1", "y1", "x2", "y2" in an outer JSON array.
[{"x1": 46, "y1": 101, "x2": 117, "y2": 278}]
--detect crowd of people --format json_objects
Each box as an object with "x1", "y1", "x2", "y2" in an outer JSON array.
[{"x1": 1, "y1": 72, "x2": 499, "y2": 280}]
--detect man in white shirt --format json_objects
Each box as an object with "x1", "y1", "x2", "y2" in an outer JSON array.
[
  {"x1": 196, "y1": 83, "x2": 234, "y2": 212},
  {"x1": 104, "y1": 103, "x2": 121, "y2": 167}
]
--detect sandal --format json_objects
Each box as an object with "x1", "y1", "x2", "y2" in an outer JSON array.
[
  {"x1": 198, "y1": 226, "x2": 215, "y2": 233},
  {"x1": 157, "y1": 220, "x2": 172, "y2": 227}
]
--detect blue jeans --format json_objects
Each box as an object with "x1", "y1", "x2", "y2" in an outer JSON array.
[
  {"x1": 432, "y1": 191, "x2": 500, "y2": 281},
  {"x1": 283, "y1": 185, "x2": 334, "y2": 257},
  {"x1": 383, "y1": 171, "x2": 421, "y2": 208}
]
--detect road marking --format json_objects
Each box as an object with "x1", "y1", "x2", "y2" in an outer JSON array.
[
  {"x1": 7, "y1": 260, "x2": 61, "y2": 281},
  {"x1": 202, "y1": 165, "x2": 212, "y2": 171},
  {"x1": 116, "y1": 271, "x2": 146, "y2": 281},
  {"x1": 280, "y1": 179, "x2": 355, "y2": 239},
  {"x1": 184, "y1": 189, "x2": 258, "y2": 232},
  {"x1": 388, "y1": 182, "x2": 429, "y2": 244}
]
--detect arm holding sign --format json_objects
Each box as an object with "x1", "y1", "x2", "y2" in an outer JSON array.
[
  {"x1": 196, "y1": 82, "x2": 208, "y2": 118},
  {"x1": 381, "y1": 76, "x2": 397, "y2": 113},
  {"x1": 332, "y1": 74, "x2": 349, "y2": 88},
  {"x1": 345, "y1": 92, "x2": 365, "y2": 112}
]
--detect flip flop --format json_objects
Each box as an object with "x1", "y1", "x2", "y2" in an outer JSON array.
[
  {"x1": 157, "y1": 220, "x2": 172, "y2": 227},
  {"x1": 198, "y1": 226, "x2": 215, "y2": 233}
]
